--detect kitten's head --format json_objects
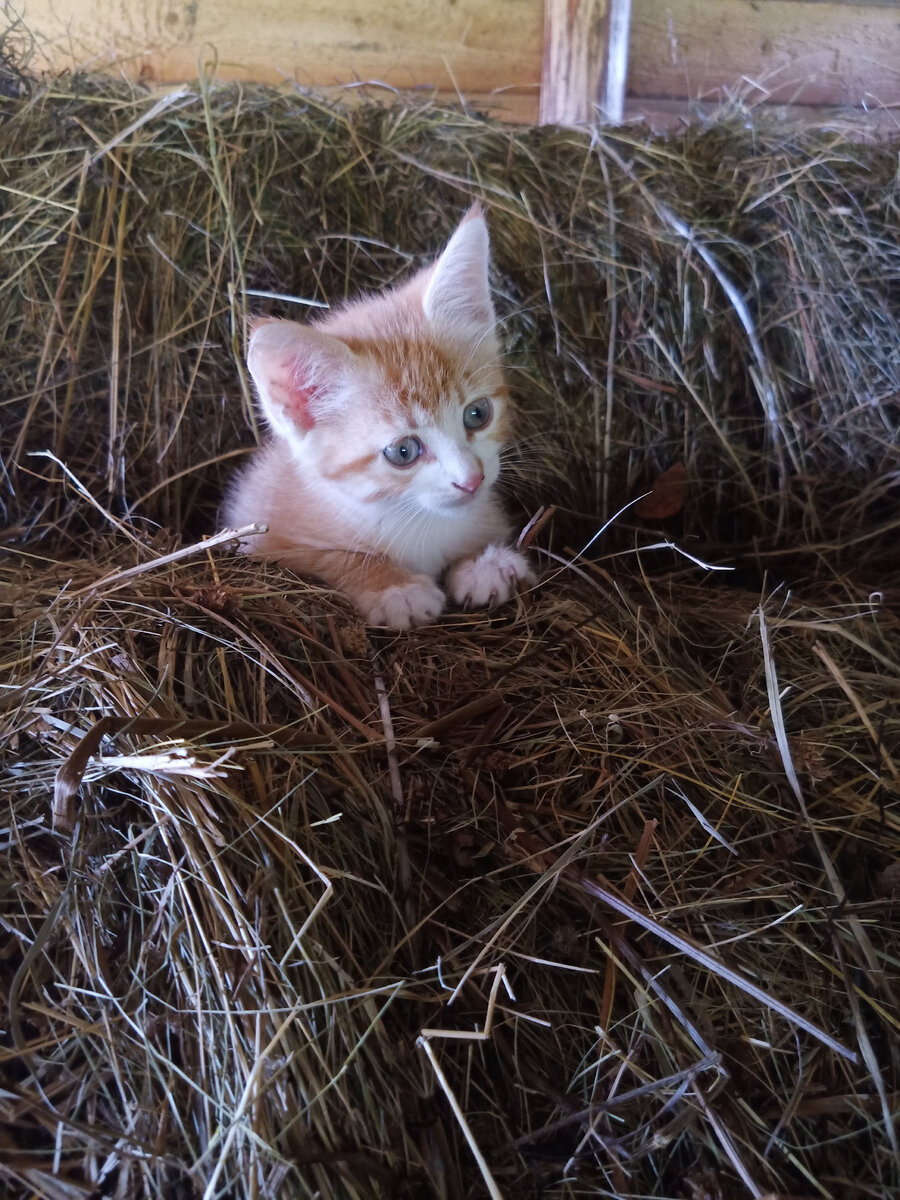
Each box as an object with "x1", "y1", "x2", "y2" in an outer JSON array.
[{"x1": 246, "y1": 208, "x2": 510, "y2": 516}]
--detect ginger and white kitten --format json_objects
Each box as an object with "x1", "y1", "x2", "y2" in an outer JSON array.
[{"x1": 224, "y1": 206, "x2": 532, "y2": 630}]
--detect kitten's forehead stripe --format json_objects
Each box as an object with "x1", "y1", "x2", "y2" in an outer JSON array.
[{"x1": 347, "y1": 334, "x2": 500, "y2": 420}]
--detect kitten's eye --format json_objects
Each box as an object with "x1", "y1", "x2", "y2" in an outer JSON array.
[
  {"x1": 463, "y1": 398, "x2": 493, "y2": 430},
  {"x1": 383, "y1": 435, "x2": 423, "y2": 468}
]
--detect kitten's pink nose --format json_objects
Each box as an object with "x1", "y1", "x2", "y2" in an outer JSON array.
[{"x1": 453, "y1": 471, "x2": 484, "y2": 494}]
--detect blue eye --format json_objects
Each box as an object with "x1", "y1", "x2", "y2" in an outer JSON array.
[
  {"x1": 463, "y1": 398, "x2": 492, "y2": 430},
  {"x1": 383, "y1": 435, "x2": 423, "y2": 467}
]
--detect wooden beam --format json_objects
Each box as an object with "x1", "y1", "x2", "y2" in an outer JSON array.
[
  {"x1": 539, "y1": 0, "x2": 608, "y2": 125},
  {"x1": 539, "y1": 0, "x2": 633, "y2": 126}
]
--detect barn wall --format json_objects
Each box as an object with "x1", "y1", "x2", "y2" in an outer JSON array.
[
  {"x1": 15, "y1": 0, "x2": 900, "y2": 122},
  {"x1": 631, "y1": 0, "x2": 900, "y2": 109}
]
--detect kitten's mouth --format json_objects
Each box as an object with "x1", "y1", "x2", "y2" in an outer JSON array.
[{"x1": 440, "y1": 490, "x2": 479, "y2": 512}]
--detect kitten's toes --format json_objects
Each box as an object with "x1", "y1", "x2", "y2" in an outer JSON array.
[
  {"x1": 447, "y1": 544, "x2": 534, "y2": 611},
  {"x1": 358, "y1": 576, "x2": 446, "y2": 631}
]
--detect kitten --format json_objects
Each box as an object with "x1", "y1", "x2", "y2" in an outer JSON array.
[{"x1": 224, "y1": 206, "x2": 533, "y2": 630}]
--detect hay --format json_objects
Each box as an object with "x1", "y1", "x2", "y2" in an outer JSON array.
[
  {"x1": 1, "y1": 60, "x2": 899, "y2": 1200},
  {"x1": 3, "y1": 70, "x2": 899, "y2": 562}
]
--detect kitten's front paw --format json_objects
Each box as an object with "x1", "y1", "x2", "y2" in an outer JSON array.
[
  {"x1": 446, "y1": 544, "x2": 534, "y2": 610},
  {"x1": 358, "y1": 576, "x2": 446, "y2": 631}
]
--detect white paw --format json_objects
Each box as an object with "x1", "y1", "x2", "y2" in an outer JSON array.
[
  {"x1": 446, "y1": 544, "x2": 534, "y2": 610},
  {"x1": 358, "y1": 576, "x2": 446, "y2": 631}
]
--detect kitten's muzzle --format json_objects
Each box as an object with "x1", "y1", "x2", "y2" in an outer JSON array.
[{"x1": 452, "y1": 471, "x2": 484, "y2": 495}]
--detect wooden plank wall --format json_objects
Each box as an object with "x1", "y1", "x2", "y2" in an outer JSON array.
[
  {"x1": 631, "y1": 0, "x2": 900, "y2": 110},
  {"x1": 14, "y1": 0, "x2": 900, "y2": 123}
]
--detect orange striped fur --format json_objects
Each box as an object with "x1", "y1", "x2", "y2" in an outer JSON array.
[{"x1": 224, "y1": 208, "x2": 532, "y2": 629}]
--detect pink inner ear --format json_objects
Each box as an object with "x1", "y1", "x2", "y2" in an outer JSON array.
[
  {"x1": 268, "y1": 354, "x2": 327, "y2": 431},
  {"x1": 248, "y1": 321, "x2": 355, "y2": 438},
  {"x1": 290, "y1": 393, "x2": 316, "y2": 432}
]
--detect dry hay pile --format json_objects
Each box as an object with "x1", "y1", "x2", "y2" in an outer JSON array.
[{"x1": 1, "y1": 58, "x2": 899, "y2": 1200}]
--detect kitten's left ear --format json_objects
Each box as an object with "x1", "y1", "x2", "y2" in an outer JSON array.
[{"x1": 422, "y1": 206, "x2": 496, "y2": 344}]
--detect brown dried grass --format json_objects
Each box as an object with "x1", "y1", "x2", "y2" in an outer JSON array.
[{"x1": 1, "y1": 55, "x2": 899, "y2": 1200}]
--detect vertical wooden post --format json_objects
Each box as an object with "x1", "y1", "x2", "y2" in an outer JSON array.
[
  {"x1": 602, "y1": 0, "x2": 632, "y2": 124},
  {"x1": 539, "y1": 0, "x2": 632, "y2": 126}
]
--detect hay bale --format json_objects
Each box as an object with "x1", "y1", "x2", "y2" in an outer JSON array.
[
  {"x1": 2, "y1": 72, "x2": 898, "y2": 563},
  {"x1": 1, "y1": 65, "x2": 898, "y2": 1199}
]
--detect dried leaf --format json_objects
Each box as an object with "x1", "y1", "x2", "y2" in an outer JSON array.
[{"x1": 634, "y1": 462, "x2": 687, "y2": 519}]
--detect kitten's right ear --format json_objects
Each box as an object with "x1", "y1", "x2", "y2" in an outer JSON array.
[
  {"x1": 247, "y1": 321, "x2": 355, "y2": 441},
  {"x1": 422, "y1": 208, "x2": 495, "y2": 345}
]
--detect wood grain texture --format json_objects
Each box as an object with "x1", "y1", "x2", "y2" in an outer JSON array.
[
  {"x1": 630, "y1": 0, "x2": 900, "y2": 106},
  {"x1": 22, "y1": 0, "x2": 544, "y2": 92},
  {"x1": 18, "y1": 0, "x2": 900, "y2": 114},
  {"x1": 539, "y1": 0, "x2": 609, "y2": 125}
]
